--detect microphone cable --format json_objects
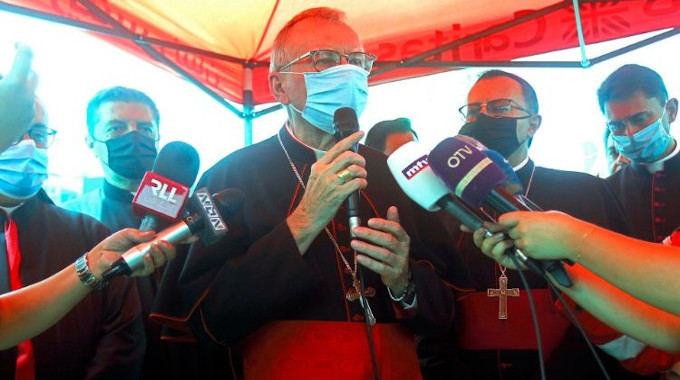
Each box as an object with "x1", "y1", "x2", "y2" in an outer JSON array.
[
  {"x1": 507, "y1": 252, "x2": 611, "y2": 380},
  {"x1": 546, "y1": 280, "x2": 612, "y2": 380},
  {"x1": 358, "y1": 265, "x2": 379, "y2": 380},
  {"x1": 508, "y1": 253, "x2": 546, "y2": 380}
]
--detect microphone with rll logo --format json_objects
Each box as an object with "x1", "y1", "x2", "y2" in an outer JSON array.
[
  {"x1": 334, "y1": 107, "x2": 361, "y2": 231},
  {"x1": 428, "y1": 136, "x2": 573, "y2": 287},
  {"x1": 102, "y1": 187, "x2": 245, "y2": 280},
  {"x1": 133, "y1": 141, "x2": 200, "y2": 232}
]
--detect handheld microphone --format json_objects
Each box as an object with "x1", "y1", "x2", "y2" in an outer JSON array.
[
  {"x1": 133, "y1": 141, "x2": 200, "y2": 232},
  {"x1": 428, "y1": 136, "x2": 573, "y2": 287},
  {"x1": 334, "y1": 107, "x2": 361, "y2": 231},
  {"x1": 102, "y1": 188, "x2": 244, "y2": 281},
  {"x1": 387, "y1": 141, "x2": 488, "y2": 225},
  {"x1": 386, "y1": 141, "x2": 547, "y2": 275}
]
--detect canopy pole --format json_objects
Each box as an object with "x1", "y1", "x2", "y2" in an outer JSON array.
[
  {"x1": 243, "y1": 65, "x2": 254, "y2": 146},
  {"x1": 572, "y1": 0, "x2": 591, "y2": 68}
]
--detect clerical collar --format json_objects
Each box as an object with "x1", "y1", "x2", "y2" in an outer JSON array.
[
  {"x1": 284, "y1": 122, "x2": 327, "y2": 161},
  {"x1": 0, "y1": 203, "x2": 23, "y2": 218},
  {"x1": 103, "y1": 180, "x2": 135, "y2": 203},
  {"x1": 512, "y1": 156, "x2": 530, "y2": 172},
  {"x1": 637, "y1": 140, "x2": 680, "y2": 173}
]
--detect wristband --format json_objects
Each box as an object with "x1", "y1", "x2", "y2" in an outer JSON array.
[
  {"x1": 75, "y1": 253, "x2": 108, "y2": 290},
  {"x1": 389, "y1": 275, "x2": 416, "y2": 302}
]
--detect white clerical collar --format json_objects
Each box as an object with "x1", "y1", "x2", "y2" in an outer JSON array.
[
  {"x1": 512, "y1": 156, "x2": 530, "y2": 172},
  {"x1": 638, "y1": 140, "x2": 680, "y2": 173},
  {"x1": 284, "y1": 123, "x2": 327, "y2": 160},
  {"x1": 0, "y1": 203, "x2": 24, "y2": 217}
]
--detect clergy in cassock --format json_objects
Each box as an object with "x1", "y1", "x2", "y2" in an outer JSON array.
[
  {"x1": 0, "y1": 100, "x2": 145, "y2": 379},
  {"x1": 600, "y1": 64, "x2": 680, "y2": 244},
  {"x1": 151, "y1": 7, "x2": 471, "y2": 380},
  {"x1": 593, "y1": 64, "x2": 680, "y2": 376},
  {"x1": 448, "y1": 70, "x2": 654, "y2": 379}
]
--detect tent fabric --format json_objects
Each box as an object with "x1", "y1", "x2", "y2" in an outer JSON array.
[{"x1": 3, "y1": 0, "x2": 680, "y2": 107}]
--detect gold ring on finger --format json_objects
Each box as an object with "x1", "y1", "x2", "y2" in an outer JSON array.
[{"x1": 337, "y1": 169, "x2": 352, "y2": 183}]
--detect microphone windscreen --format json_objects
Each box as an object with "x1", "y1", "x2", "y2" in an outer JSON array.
[
  {"x1": 334, "y1": 107, "x2": 359, "y2": 137},
  {"x1": 429, "y1": 136, "x2": 506, "y2": 207},
  {"x1": 387, "y1": 141, "x2": 449, "y2": 211},
  {"x1": 152, "y1": 141, "x2": 200, "y2": 187},
  {"x1": 481, "y1": 149, "x2": 524, "y2": 196}
]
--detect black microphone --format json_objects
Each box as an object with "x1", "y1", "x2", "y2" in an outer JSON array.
[
  {"x1": 133, "y1": 141, "x2": 200, "y2": 232},
  {"x1": 102, "y1": 188, "x2": 245, "y2": 280},
  {"x1": 428, "y1": 136, "x2": 573, "y2": 287},
  {"x1": 334, "y1": 107, "x2": 361, "y2": 231}
]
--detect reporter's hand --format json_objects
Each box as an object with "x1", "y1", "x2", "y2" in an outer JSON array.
[
  {"x1": 86, "y1": 229, "x2": 177, "y2": 279},
  {"x1": 0, "y1": 43, "x2": 37, "y2": 151},
  {"x1": 471, "y1": 225, "x2": 521, "y2": 270},
  {"x1": 500, "y1": 211, "x2": 583, "y2": 262}
]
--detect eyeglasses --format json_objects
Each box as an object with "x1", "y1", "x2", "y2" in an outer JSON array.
[
  {"x1": 459, "y1": 98, "x2": 532, "y2": 121},
  {"x1": 14, "y1": 123, "x2": 57, "y2": 149},
  {"x1": 278, "y1": 50, "x2": 377, "y2": 72},
  {"x1": 606, "y1": 104, "x2": 667, "y2": 135}
]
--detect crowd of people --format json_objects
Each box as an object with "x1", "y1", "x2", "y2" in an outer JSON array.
[{"x1": 1, "y1": 6, "x2": 678, "y2": 380}]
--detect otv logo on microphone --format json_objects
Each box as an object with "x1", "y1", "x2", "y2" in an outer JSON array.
[{"x1": 447, "y1": 145, "x2": 473, "y2": 168}]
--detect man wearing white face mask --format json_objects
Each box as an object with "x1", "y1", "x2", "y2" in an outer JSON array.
[
  {"x1": 0, "y1": 99, "x2": 145, "y2": 379},
  {"x1": 151, "y1": 7, "x2": 471, "y2": 379},
  {"x1": 599, "y1": 64, "x2": 680, "y2": 243}
]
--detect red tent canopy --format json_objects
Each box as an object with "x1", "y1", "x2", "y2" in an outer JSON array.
[{"x1": 2, "y1": 0, "x2": 679, "y2": 140}]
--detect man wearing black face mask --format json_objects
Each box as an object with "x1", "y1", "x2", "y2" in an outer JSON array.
[
  {"x1": 63, "y1": 86, "x2": 158, "y2": 228},
  {"x1": 62, "y1": 87, "x2": 197, "y2": 380},
  {"x1": 449, "y1": 70, "x2": 646, "y2": 380}
]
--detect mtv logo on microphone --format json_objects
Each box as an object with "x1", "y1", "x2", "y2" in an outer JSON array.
[
  {"x1": 401, "y1": 154, "x2": 429, "y2": 180},
  {"x1": 133, "y1": 172, "x2": 189, "y2": 220}
]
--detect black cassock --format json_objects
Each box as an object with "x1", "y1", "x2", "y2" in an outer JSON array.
[
  {"x1": 0, "y1": 190, "x2": 144, "y2": 379},
  {"x1": 449, "y1": 159, "x2": 654, "y2": 380},
  {"x1": 606, "y1": 151, "x2": 680, "y2": 242},
  {"x1": 152, "y1": 127, "x2": 472, "y2": 378}
]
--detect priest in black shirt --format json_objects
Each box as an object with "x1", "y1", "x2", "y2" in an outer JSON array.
[
  {"x1": 0, "y1": 100, "x2": 144, "y2": 379},
  {"x1": 449, "y1": 69, "x2": 648, "y2": 379},
  {"x1": 599, "y1": 64, "x2": 679, "y2": 243},
  {"x1": 152, "y1": 7, "x2": 471, "y2": 379}
]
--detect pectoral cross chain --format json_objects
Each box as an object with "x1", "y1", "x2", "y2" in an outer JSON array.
[
  {"x1": 346, "y1": 279, "x2": 376, "y2": 325},
  {"x1": 487, "y1": 274, "x2": 519, "y2": 320}
]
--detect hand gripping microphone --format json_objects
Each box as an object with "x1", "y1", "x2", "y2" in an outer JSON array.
[
  {"x1": 334, "y1": 107, "x2": 361, "y2": 231},
  {"x1": 133, "y1": 141, "x2": 200, "y2": 232},
  {"x1": 428, "y1": 136, "x2": 573, "y2": 287},
  {"x1": 102, "y1": 188, "x2": 245, "y2": 280}
]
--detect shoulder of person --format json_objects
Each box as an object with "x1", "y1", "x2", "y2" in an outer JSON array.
[
  {"x1": 60, "y1": 188, "x2": 101, "y2": 211},
  {"x1": 536, "y1": 165, "x2": 607, "y2": 186}
]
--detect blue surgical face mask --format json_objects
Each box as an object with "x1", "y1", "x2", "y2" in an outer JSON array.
[
  {"x1": 0, "y1": 139, "x2": 48, "y2": 199},
  {"x1": 611, "y1": 116, "x2": 672, "y2": 163},
  {"x1": 286, "y1": 64, "x2": 369, "y2": 134}
]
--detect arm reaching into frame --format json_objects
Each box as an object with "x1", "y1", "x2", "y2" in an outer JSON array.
[
  {"x1": 0, "y1": 228, "x2": 175, "y2": 349},
  {"x1": 0, "y1": 43, "x2": 37, "y2": 152},
  {"x1": 475, "y1": 210, "x2": 680, "y2": 316}
]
